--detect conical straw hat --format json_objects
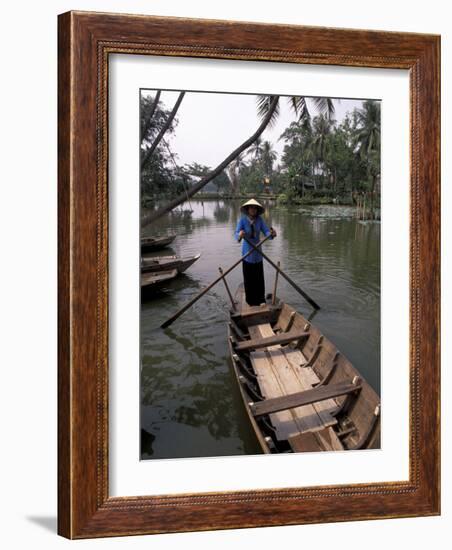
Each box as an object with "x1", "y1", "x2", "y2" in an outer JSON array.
[{"x1": 241, "y1": 198, "x2": 265, "y2": 215}]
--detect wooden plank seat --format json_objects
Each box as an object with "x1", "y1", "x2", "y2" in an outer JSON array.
[
  {"x1": 249, "y1": 382, "x2": 362, "y2": 417},
  {"x1": 231, "y1": 304, "x2": 281, "y2": 325},
  {"x1": 234, "y1": 330, "x2": 309, "y2": 352},
  {"x1": 231, "y1": 305, "x2": 269, "y2": 319},
  {"x1": 231, "y1": 304, "x2": 270, "y2": 318}
]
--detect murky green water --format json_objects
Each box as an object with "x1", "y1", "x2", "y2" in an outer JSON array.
[{"x1": 141, "y1": 200, "x2": 380, "y2": 459}]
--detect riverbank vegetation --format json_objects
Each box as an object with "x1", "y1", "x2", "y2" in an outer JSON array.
[{"x1": 140, "y1": 93, "x2": 380, "y2": 223}]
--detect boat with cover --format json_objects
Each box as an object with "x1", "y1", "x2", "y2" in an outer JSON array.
[{"x1": 228, "y1": 285, "x2": 380, "y2": 454}]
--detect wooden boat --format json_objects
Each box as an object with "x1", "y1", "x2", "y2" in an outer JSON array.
[
  {"x1": 141, "y1": 234, "x2": 176, "y2": 252},
  {"x1": 141, "y1": 253, "x2": 201, "y2": 274},
  {"x1": 228, "y1": 285, "x2": 381, "y2": 454},
  {"x1": 141, "y1": 269, "x2": 178, "y2": 289}
]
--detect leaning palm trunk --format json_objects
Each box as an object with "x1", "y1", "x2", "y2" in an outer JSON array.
[
  {"x1": 226, "y1": 167, "x2": 239, "y2": 196},
  {"x1": 369, "y1": 174, "x2": 377, "y2": 220},
  {"x1": 141, "y1": 91, "x2": 185, "y2": 171},
  {"x1": 227, "y1": 154, "x2": 245, "y2": 197},
  {"x1": 141, "y1": 95, "x2": 280, "y2": 227},
  {"x1": 141, "y1": 90, "x2": 161, "y2": 142}
]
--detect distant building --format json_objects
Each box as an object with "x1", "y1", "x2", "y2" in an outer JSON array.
[{"x1": 302, "y1": 181, "x2": 316, "y2": 191}]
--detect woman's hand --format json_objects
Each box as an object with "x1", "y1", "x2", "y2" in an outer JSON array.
[
  {"x1": 238, "y1": 229, "x2": 246, "y2": 241},
  {"x1": 270, "y1": 227, "x2": 277, "y2": 238}
]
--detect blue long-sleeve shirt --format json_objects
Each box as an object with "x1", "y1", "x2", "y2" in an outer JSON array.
[{"x1": 235, "y1": 216, "x2": 272, "y2": 263}]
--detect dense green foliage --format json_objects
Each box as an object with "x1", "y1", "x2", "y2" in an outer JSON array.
[
  {"x1": 140, "y1": 94, "x2": 229, "y2": 206},
  {"x1": 140, "y1": 94, "x2": 180, "y2": 204},
  {"x1": 274, "y1": 102, "x2": 380, "y2": 205},
  {"x1": 140, "y1": 93, "x2": 380, "y2": 217}
]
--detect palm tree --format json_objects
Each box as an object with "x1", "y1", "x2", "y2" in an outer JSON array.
[
  {"x1": 142, "y1": 95, "x2": 334, "y2": 226},
  {"x1": 140, "y1": 90, "x2": 161, "y2": 142},
  {"x1": 141, "y1": 95, "x2": 280, "y2": 226},
  {"x1": 257, "y1": 95, "x2": 335, "y2": 129},
  {"x1": 141, "y1": 91, "x2": 185, "y2": 171},
  {"x1": 261, "y1": 140, "x2": 277, "y2": 175},
  {"x1": 311, "y1": 114, "x2": 334, "y2": 189},
  {"x1": 355, "y1": 100, "x2": 381, "y2": 157},
  {"x1": 258, "y1": 94, "x2": 334, "y2": 190},
  {"x1": 355, "y1": 100, "x2": 381, "y2": 218},
  {"x1": 226, "y1": 153, "x2": 247, "y2": 196},
  {"x1": 248, "y1": 136, "x2": 264, "y2": 161}
]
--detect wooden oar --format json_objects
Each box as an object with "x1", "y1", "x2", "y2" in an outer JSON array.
[
  {"x1": 243, "y1": 236, "x2": 320, "y2": 310},
  {"x1": 272, "y1": 260, "x2": 280, "y2": 305},
  {"x1": 161, "y1": 234, "x2": 272, "y2": 328}
]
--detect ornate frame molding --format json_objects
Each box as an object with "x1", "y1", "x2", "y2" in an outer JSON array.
[{"x1": 58, "y1": 11, "x2": 440, "y2": 538}]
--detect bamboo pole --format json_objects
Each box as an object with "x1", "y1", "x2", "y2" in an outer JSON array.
[
  {"x1": 161, "y1": 235, "x2": 272, "y2": 328},
  {"x1": 243, "y1": 237, "x2": 320, "y2": 310},
  {"x1": 219, "y1": 267, "x2": 236, "y2": 311},
  {"x1": 272, "y1": 261, "x2": 280, "y2": 305}
]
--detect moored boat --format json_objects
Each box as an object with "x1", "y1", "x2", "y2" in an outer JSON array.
[
  {"x1": 141, "y1": 269, "x2": 178, "y2": 291},
  {"x1": 141, "y1": 253, "x2": 201, "y2": 274},
  {"x1": 141, "y1": 234, "x2": 176, "y2": 252},
  {"x1": 228, "y1": 285, "x2": 380, "y2": 454}
]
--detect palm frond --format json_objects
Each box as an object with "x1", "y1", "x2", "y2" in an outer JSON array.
[
  {"x1": 287, "y1": 96, "x2": 312, "y2": 122},
  {"x1": 256, "y1": 95, "x2": 280, "y2": 128},
  {"x1": 311, "y1": 97, "x2": 336, "y2": 121}
]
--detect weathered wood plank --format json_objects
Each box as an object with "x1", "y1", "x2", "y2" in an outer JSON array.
[
  {"x1": 264, "y1": 350, "x2": 325, "y2": 434},
  {"x1": 252, "y1": 324, "x2": 336, "y2": 430},
  {"x1": 249, "y1": 324, "x2": 334, "y2": 437},
  {"x1": 289, "y1": 427, "x2": 344, "y2": 453},
  {"x1": 249, "y1": 350, "x2": 302, "y2": 440},
  {"x1": 231, "y1": 306, "x2": 280, "y2": 326},
  {"x1": 288, "y1": 432, "x2": 323, "y2": 453},
  {"x1": 282, "y1": 348, "x2": 339, "y2": 423},
  {"x1": 232, "y1": 304, "x2": 270, "y2": 317},
  {"x1": 315, "y1": 426, "x2": 344, "y2": 451},
  {"x1": 250, "y1": 383, "x2": 362, "y2": 417},
  {"x1": 234, "y1": 330, "x2": 309, "y2": 352}
]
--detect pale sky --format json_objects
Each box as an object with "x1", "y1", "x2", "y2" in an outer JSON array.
[{"x1": 141, "y1": 89, "x2": 366, "y2": 169}]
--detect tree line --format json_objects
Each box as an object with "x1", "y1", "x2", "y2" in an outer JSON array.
[{"x1": 140, "y1": 93, "x2": 380, "y2": 224}]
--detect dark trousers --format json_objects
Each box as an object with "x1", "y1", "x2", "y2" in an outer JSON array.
[{"x1": 242, "y1": 260, "x2": 265, "y2": 306}]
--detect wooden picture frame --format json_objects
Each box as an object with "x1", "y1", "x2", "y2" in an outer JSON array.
[{"x1": 58, "y1": 11, "x2": 440, "y2": 538}]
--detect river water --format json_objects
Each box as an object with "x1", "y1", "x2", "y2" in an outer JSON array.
[{"x1": 141, "y1": 200, "x2": 380, "y2": 460}]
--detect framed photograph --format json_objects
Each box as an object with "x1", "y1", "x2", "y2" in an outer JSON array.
[{"x1": 58, "y1": 11, "x2": 440, "y2": 538}]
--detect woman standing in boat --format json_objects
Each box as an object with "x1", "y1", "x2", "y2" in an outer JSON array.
[{"x1": 235, "y1": 199, "x2": 276, "y2": 306}]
